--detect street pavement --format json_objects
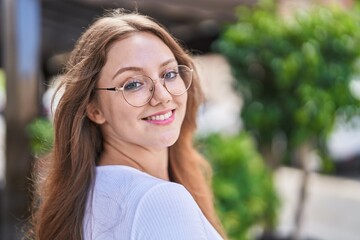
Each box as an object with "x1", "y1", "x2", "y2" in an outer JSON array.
[{"x1": 275, "y1": 167, "x2": 360, "y2": 240}]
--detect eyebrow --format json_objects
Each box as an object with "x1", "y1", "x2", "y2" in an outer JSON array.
[{"x1": 111, "y1": 58, "x2": 177, "y2": 81}]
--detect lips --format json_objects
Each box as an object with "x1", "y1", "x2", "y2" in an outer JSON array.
[
  {"x1": 145, "y1": 110, "x2": 173, "y2": 121},
  {"x1": 144, "y1": 109, "x2": 173, "y2": 120}
]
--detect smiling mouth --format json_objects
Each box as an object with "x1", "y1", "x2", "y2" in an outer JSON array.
[{"x1": 143, "y1": 110, "x2": 173, "y2": 121}]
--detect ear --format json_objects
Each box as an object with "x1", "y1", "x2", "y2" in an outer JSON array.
[{"x1": 86, "y1": 101, "x2": 106, "y2": 124}]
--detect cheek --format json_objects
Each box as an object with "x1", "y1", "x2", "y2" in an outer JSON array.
[
  {"x1": 176, "y1": 92, "x2": 188, "y2": 107},
  {"x1": 176, "y1": 94, "x2": 188, "y2": 122},
  {"x1": 99, "y1": 95, "x2": 131, "y2": 123},
  {"x1": 181, "y1": 93, "x2": 188, "y2": 111}
]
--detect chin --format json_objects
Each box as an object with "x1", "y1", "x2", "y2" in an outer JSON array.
[{"x1": 158, "y1": 131, "x2": 181, "y2": 148}]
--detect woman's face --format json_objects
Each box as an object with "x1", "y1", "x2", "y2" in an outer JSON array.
[{"x1": 89, "y1": 32, "x2": 188, "y2": 150}]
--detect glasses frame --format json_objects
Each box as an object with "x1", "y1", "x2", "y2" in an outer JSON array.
[{"x1": 95, "y1": 65, "x2": 193, "y2": 107}]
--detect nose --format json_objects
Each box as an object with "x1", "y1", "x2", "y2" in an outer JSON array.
[{"x1": 149, "y1": 80, "x2": 172, "y2": 106}]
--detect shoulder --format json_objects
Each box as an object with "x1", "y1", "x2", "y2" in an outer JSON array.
[
  {"x1": 91, "y1": 165, "x2": 193, "y2": 213},
  {"x1": 92, "y1": 165, "x2": 167, "y2": 197},
  {"x1": 131, "y1": 182, "x2": 223, "y2": 240},
  {"x1": 84, "y1": 166, "x2": 222, "y2": 240},
  {"x1": 135, "y1": 180, "x2": 197, "y2": 212},
  {"x1": 83, "y1": 166, "x2": 167, "y2": 239}
]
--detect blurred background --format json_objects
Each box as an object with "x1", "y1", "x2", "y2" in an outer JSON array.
[{"x1": 1, "y1": 0, "x2": 360, "y2": 239}]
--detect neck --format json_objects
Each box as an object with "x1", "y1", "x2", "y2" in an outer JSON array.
[{"x1": 99, "y1": 140, "x2": 170, "y2": 181}]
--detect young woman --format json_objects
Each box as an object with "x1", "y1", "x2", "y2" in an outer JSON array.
[{"x1": 31, "y1": 10, "x2": 225, "y2": 240}]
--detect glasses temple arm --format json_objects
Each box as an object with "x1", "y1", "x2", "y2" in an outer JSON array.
[{"x1": 95, "y1": 87, "x2": 117, "y2": 91}]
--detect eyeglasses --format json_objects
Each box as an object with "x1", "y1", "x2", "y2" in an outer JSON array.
[{"x1": 95, "y1": 65, "x2": 193, "y2": 107}]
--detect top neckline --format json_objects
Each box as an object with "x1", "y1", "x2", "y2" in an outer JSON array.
[{"x1": 95, "y1": 164, "x2": 168, "y2": 182}]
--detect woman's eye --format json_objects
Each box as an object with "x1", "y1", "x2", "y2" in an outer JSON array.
[
  {"x1": 164, "y1": 70, "x2": 178, "y2": 80},
  {"x1": 123, "y1": 80, "x2": 143, "y2": 91}
]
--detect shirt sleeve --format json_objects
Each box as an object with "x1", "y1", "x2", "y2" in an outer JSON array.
[{"x1": 130, "y1": 182, "x2": 222, "y2": 240}]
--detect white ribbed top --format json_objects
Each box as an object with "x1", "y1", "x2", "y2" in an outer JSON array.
[{"x1": 83, "y1": 165, "x2": 223, "y2": 240}]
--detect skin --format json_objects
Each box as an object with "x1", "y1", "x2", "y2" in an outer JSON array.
[{"x1": 86, "y1": 32, "x2": 188, "y2": 180}]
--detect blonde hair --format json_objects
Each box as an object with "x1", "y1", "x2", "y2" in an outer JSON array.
[{"x1": 31, "y1": 10, "x2": 225, "y2": 239}]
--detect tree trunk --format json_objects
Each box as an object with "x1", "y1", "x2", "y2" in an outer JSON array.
[
  {"x1": 2, "y1": 0, "x2": 41, "y2": 239},
  {"x1": 293, "y1": 141, "x2": 313, "y2": 240}
]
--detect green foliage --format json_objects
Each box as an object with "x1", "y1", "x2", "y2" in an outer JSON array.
[
  {"x1": 0, "y1": 69, "x2": 5, "y2": 91},
  {"x1": 214, "y1": 1, "x2": 360, "y2": 164},
  {"x1": 27, "y1": 118, "x2": 54, "y2": 156},
  {"x1": 197, "y1": 133, "x2": 279, "y2": 240}
]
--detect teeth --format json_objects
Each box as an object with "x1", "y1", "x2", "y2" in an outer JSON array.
[{"x1": 148, "y1": 111, "x2": 172, "y2": 121}]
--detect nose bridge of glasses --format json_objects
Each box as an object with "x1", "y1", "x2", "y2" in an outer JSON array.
[
  {"x1": 151, "y1": 76, "x2": 165, "y2": 86},
  {"x1": 150, "y1": 77, "x2": 168, "y2": 93},
  {"x1": 150, "y1": 78, "x2": 172, "y2": 100}
]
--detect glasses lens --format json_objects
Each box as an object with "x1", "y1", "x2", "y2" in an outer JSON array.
[
  {"x1": 122, "y1": 76, "x2": 154, "y2": 107},
  {"x1": 121, "y1": 65, "x2": 192, "y2": 107},
  {"x1": 164, "y1": 65, "x2": 192, "y2": 95}
]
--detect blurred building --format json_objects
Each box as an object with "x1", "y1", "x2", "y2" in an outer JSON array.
[{"x1": 0, "y1": 0, "x2": 254, "y2": 79}]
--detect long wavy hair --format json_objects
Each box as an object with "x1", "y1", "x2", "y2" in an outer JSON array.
[{"x1": 31, "y1": 10, "x2": 225, "y2": 240}]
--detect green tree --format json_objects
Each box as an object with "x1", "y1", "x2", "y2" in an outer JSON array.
[
  {"x1": 197, "y1": 133, "x2": 279, "y2": 240},
  {"x1": 27, "y1": 118, "x2": 54, "y2": 157},
  {"x1": 214, "y1": 1, "x2": 360, "y2": 238}
]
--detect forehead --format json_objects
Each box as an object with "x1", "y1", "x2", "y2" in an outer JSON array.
[{"x1": 105, "y1": 32, "x2": 175, "y2": 69}]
